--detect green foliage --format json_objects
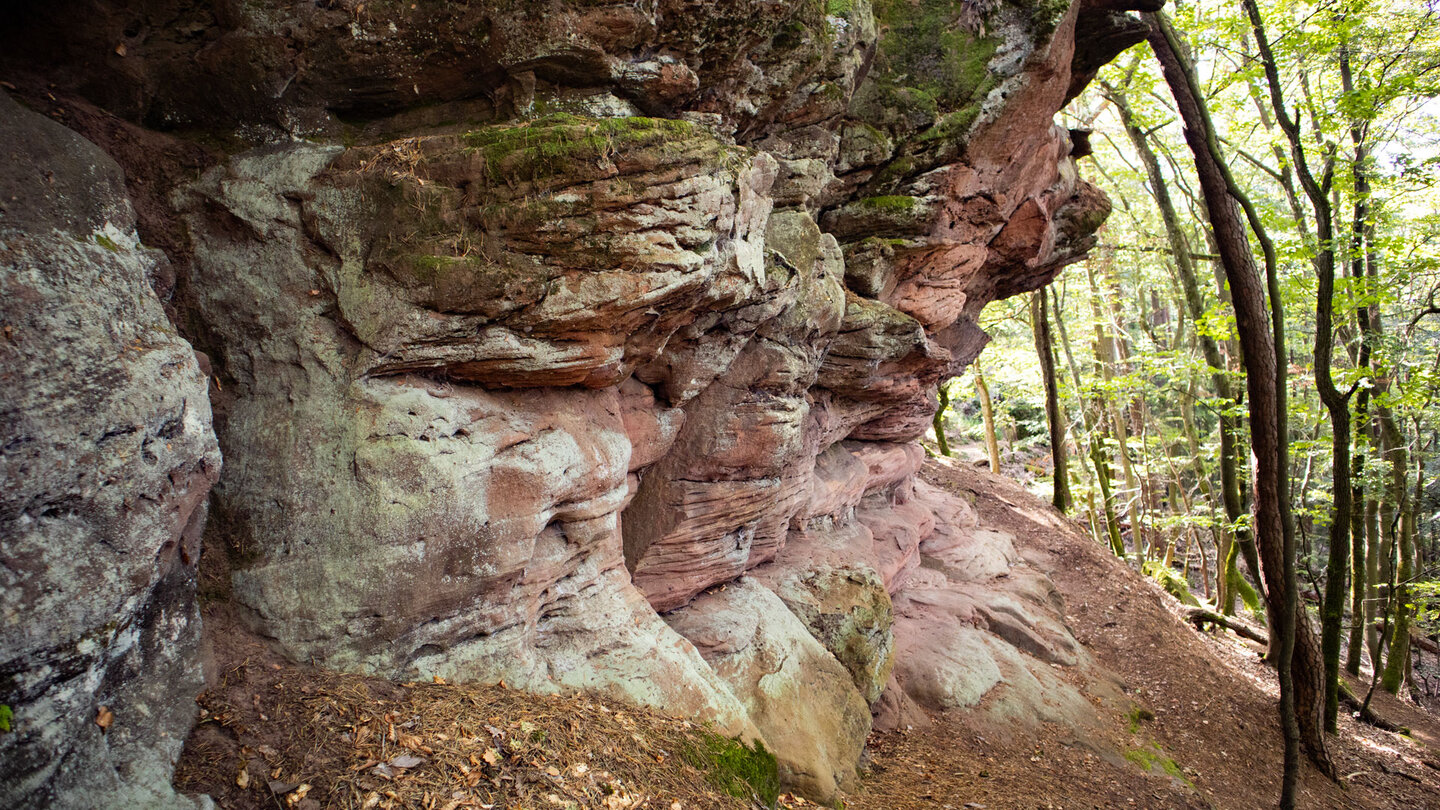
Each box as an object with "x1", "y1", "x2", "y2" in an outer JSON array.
[
  {"x1": 1408, "y1": 579, "x2": 1440, "y2": 637},
  {"x1": 679, "y1": 734, "x2": 780, "y2": 808},
  {"x1": 0, "y1": 703, "x2": 11, "y2": 733}
]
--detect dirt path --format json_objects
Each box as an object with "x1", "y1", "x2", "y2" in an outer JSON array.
[{"x1": 848, "y1": 458, "x2": 1440, "y2": 810}]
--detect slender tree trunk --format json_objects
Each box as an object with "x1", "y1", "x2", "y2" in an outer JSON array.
[
  {"x1": 1033, "y1": 288, "x2": 1072, "y2": 511},
  {"x1": 1366, "y1": 421, "x2": 1384, "y2": 669},
  {"x1": 1345, "y1": 114, "x2": 1375, "y2": 675},
  {"x1": 1180, "y1": 382, "x2": 1226, "y2": 604},
  {"x1": 1380, "y1": 407, "x2": 1413, "y2": 693},
  {"x1": 1109, "y1": 81, "x2": 1263, "y2": 614},
  {"x1": 975, "y1": 362, "x2": 1002, "y2": 474},
  {"x1": 1054, "y1": 290, "x2": 1126, "y2": 556},
  {"x1": 1089, "y1": 259, "x2": 1139, "y2": 552},
  {"x1": 933, "y1": 382, "x2": 952, "y2": 457},
  {"x1": 1148, "y1": 13, "x2": 1334, "y2": 801},
  {"x1": 1347, "y1": 386, "x2": 1371, "y2": 675}
]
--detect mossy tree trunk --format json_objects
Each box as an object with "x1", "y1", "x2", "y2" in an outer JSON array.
[
  {"x1": 1032, "y1": 287, "x2": 1072, "y2": 512},
  {"x1": 933, "y1": 382, "x2": 952, "y2": 457},
  {"x1": 975, "y1": 361, "x2": 1002, "y2": 474}
]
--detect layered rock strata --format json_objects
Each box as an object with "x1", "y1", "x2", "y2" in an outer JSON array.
[{"x1": 0, "y1": 0, "x2": 1150, "y2": 803}]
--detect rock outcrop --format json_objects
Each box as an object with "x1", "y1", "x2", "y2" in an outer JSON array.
[
  {"x1": 0, "y1": 0, "x2": 1151, "y2": 804},
  {"x1": 0, "y1": 94, "x2": 220, "y2": 809}
]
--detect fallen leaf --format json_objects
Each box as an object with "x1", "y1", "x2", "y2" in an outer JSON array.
[
  {"x1": 482, "y1": 748, "x2": 501, "y2": 766},
  {"x1": 268, "y1": 780, "x2": 297, "y2": 795},
  {"x1": 236, "y1": 769, "x2": 251, "y2": 790},
  {"x1": 115, "y1": 43, "x2": 126, "y2": 57},
  {"x1": 94, "y1": 706, "x2": 114, "y2": 731},
  {"x1": 389, "y1": 754, "x2": 426, "y2": 769},
  {"x1": 546, "y1": 765, "x2": 560, "y2": 776},
  {"x1": 432, "y1": 675, "x2": 447, "y2": 685}
]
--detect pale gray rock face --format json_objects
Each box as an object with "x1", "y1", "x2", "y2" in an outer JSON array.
[
  {"x1": 180, "y1": 138, "x2": 759, "y2": 738},
  {"x1": 0, "y1": 93, "x2": 220, "y2": 809}
]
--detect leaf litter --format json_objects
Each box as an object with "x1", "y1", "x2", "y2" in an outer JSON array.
[{"x1": 175, "y1": 616, "x2": 794, "y2": 810}]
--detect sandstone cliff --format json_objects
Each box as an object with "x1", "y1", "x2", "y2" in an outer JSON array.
[{"x1": 0, "y1": 1, "x2": 1148, "y2": 805}]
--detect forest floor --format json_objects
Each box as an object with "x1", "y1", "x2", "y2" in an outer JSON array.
[{"x1": 175, "y1": 458, "x2": 1440, "y2": 809}]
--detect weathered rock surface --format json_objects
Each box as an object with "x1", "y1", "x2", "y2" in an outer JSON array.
[
  {"x1": 0, "y1": 94, "x2": 220, "y2": 809},
  {"x1": 666, "y1": 579, "x2": 871, "y2": 802},
  {"x1": 0, "y1": 0, "x2": 1153, "y2": 803},
  {"x1": 178, "y1": 144, "x2": 757, "y2": 737}
]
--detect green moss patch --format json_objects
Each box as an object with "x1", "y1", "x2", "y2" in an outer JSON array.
[
  {"x1": 869, "y1": 0, "x2": 1000, "y2": 112},
  {"x1": 1142, "y1": 560, "x2": 1201, "y2": 607},
  {"x1": 462, "y1": 114, "x2": 706, "y2": 185},
  {"x1": 679, "y1": 734, "x2": 781, "y2": 808},
  {"x1": 1125, "y1": 705, "x2": 1155, "y2": 734},
  {"x1": 1124, "y1": 743, "x2": 1190, "y2": 786},
  {"x1": 857, "y1": 195, "x2": 918, "y2": 212}
]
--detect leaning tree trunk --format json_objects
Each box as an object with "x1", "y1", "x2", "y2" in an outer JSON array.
[
  {"x1": 1147, "y1": 13, "x2": 1334, "y2": 805},
  {"x1": 1245, "y1": 2, "x2": 1355, "y2": 734}
]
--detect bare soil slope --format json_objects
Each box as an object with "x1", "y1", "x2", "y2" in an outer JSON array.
[{"x1": 850, "y1": 458, "x2": 1440, "y2": 810}]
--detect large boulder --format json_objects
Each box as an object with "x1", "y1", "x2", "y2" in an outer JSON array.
[
  {"x1": 0, "y1": 93, "x2": 220, "y2": 809},
  {"x1": 665, "y1": 579, "x2": 871, "y2": 803}
]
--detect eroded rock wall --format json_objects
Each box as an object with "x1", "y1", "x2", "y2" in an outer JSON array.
[{"x1": 1, "y1": 0, "x2": 1149, "y2": 803}]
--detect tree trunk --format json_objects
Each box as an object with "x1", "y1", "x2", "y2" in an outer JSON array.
[
  {"x1": 975, "y1": 362, "x2": 1002, "y2": 474},
  {"x1": 1147, "y1": 12, "x2": 1334, "y2": 800},
  {"x1": 933, "y1": 382, "x2": 952, "y2": 457},
  {"x1": 1108, "y1": 80, "x2": 1264, "y2": 614},
  {"x1": 1032, "y1": 288, "x2": 1072, "y2": 512},
  {"x1": 1053, "y1": 289, "x2": 1126, "y2": 556},
  {"x1": 1088, "y1": 258, "x2": 1139, "y2": 552},
  {"x1": 1379, "y1": 406, "x2": 1413, "y2": 693}
]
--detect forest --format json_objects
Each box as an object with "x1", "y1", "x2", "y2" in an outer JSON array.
[{"x1": 932, "y1": 0, "x2": 1440, "y2": 805}]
